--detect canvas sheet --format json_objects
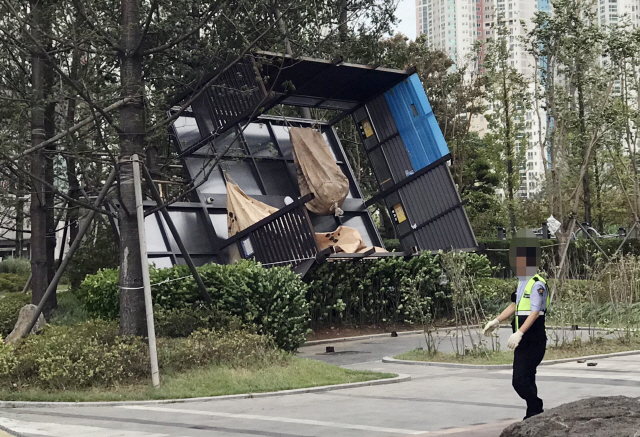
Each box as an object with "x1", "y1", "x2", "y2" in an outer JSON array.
[{"x1": 289, "y1": 127, "x2": 349, "y2": 216}]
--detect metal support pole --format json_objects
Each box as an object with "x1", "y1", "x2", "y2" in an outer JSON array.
[
  {"x1": 21, "y1": 273, "x2": 32, "y2": 294},
  {"x1": 613, "y1": 221, "x2": 637, "y2": 258},
  {"x1": 141, "y1": 164, "x2": 212, "y2": 304},
  {"x1": 132, "y1": 154, "x2": 160, "y2": 388},
  {"x1": 24, "y1": 168, "x2": 117, "y2": 335},
  {"x1": 576, "y1": 221, "x2": 610, "y2": 262}
]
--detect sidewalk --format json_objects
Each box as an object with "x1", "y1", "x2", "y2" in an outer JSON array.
[{"x1": 414, "y1": 420, "x2": 517, "y2": 436}]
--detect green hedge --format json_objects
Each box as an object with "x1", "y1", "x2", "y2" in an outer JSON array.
[
  {"x1": 479, "y1": 238, "x2": 640, "y2": 279},
  {"x1": 0, "y1": 274, "x2": 28, "y2": 293},
  {"x1": 304, "y1": 252, "x2": 493, "y2": 328},
  {"x1": 76, "y1": 260, "x2": 308, "y2": 351}
]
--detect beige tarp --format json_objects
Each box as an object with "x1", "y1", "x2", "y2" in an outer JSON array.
[
  {"x1": 290, "y1": 127, "x2": 349, "y2": 216},
  {"x1": 226, "y1": 177, "x2": 277, "y2": 237},
  {"x1": 225, "y1": 177, "x2": 385, "y2": 255},
  {"x1": 316, "y1": 226, "x2": 386, "y2": 254}
]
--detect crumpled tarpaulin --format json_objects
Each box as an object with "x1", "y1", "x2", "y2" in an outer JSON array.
[
  {"x1": 226, "y1": 176, "x2": 277, "y2": 237},
  {"x1": 289, "y1": 127, "x2": 349, "y2": 216},
  {"x1": 316, "y1": 226, "x2": 385, "y2": 254}
]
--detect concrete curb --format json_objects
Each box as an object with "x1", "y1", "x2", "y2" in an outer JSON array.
[
  {"x1": 0, "y1": 374, "x2": 410, "y2": 409},
  {"x1": 382, "y1": 349, "x2": 640, "y2": 369},
  {"x1": 0, "y1": 424, "x2": 24, "y2": 437},
  {"x1": 303, "y1": 324, "x2": 607, "y2": 347},
  {"x1": 304, "y1": 330, "x2": 423, "y2": 346}
]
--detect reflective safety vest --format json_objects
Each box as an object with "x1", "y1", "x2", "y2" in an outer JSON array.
[{"x1": 515, "y1": 275, "x2": 549, "y2": 331}]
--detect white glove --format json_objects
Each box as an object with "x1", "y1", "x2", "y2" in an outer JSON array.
[
  {"x1": 482, "y1": 318, "x2": 501, "y2": 337},
  {"x1": 508, "y1": 331, "x2": 523, "y2": 349}
]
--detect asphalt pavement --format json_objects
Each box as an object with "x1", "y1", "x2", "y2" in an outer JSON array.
[{"x1": 0, "y1": 326, "x2": 636, "y2": 437}]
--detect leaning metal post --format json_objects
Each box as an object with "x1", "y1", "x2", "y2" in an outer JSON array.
[
  {"x1": 132, "y1": 154, "x2": 160, "y2": 388},
  {"x1": 23, "y1": 168, "x2": 117, "y2": 336}
]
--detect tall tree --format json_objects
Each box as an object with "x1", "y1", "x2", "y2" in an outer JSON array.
[{"x1": 483, "y1": 16, "x2": 531, "y2": 234}]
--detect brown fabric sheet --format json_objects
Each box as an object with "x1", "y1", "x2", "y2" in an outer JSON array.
[
  {"x1": 226, "y1": 177, "x2": 277, "y2": 237},
  {"x1": 290, "y1": 127, "x2": 349, "y2": 216}
]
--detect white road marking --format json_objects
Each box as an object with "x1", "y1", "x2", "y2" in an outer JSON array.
[
  {"x1": 0, "y1": 417, "x2": 171, "y2": 437},
  {"x1": 119, "y1": 405, "x2": 428, "y2": 435}
]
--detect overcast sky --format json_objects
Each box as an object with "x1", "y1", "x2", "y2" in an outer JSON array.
[{"x1": 393, "y1": 0, "x2": 417, "y2": 40}]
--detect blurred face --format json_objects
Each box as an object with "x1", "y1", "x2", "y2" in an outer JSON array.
[{"x1": 509, "y1": 229, "x2": 540, "y2": 277}]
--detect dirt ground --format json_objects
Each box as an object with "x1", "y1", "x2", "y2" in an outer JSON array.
[{"x1": 500, "y1": 396, "x2": 640, "y2": 437}]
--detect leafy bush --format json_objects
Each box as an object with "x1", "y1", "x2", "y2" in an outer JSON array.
[
  {"x1": 0, "y1": 258, "x2": 30, "y2": 276},
  {"x1": 479, "y1": 238, "x2": 640, "y2": 279},
  {"x1": 154, "y1": 305, "x2": 241, "y2": 338},
  {"x1": 305, "y1": 252, "x2": 493, "y2": 328},
  {"x1": 158, "y1": 329, "x2": 281, "y2": 373},
  {"x1": 0, "y1": 293, "x2": 30, "y2": 337},
  {"x1": 382, "y1": 239, "x2": 402, "y2": 252},
  {"x1": 77, "y1": 260, "x2": 309, "y2": 351},
  {"x1": 0, "y1": 274, "x2": 27, "y2": 293},
  {"x1": 0, "y1": 320, "x2": 279, "y2": 390},
  {"x1": 75, "y1": 268, "x2": 120, "y2": 320},
  {"x1": 0, "y1": 320, "x2": 148, "y2": 390},
  {"x1": 474, "y1": 277, "x2": 517, "y2": 315}
]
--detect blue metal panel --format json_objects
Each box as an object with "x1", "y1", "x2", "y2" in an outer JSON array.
[{"x1": 384, "y1": 74, "x2": 449, "y2": 171}]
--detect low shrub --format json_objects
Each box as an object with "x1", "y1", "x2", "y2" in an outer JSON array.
[
  {"x1": 154, "y1": 305, "x2": 242, "y2": 338},
  {"x1": 474, "y1": 277, "x2": 517, "y2": 312},
  {"x1": 0, "y1": 274, "x2": 27, "y2": 293},
  {"x1": 0, "y1": 293, "x2": 30, "y2": 337},
  {"x1": 479, "y1": 238, "x2": 640, "y2": 279},
  {"x1": 158, "y1": 329, "x2": 282, "y2": 373},
  {"x1": 305, "y1": 251, "x2": 493, "y2": 328},
  {"x1": 0, "y1": 320, "x2": 148, "y2": 390},
  {"x1": 0, "y1": 320, "x2": 281, "y2": 390},
  {"x1": 382, "y1": 239, "x2": 402, "y2": 252},
  {"x1": 77, "y1": 260, "x2": 309, "y2": 351},
  {"x1": 0, "y1": 258, "x2": 30, "y2": 276}
]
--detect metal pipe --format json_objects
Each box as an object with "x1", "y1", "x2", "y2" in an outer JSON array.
[
  {"x1": 142, "y1": 164, "x2": 212, "y2": 304},
  {"x1": 132, "y1": 155, "x2": 160, "y2": 388},
  {"x1": 23, "y1": 168, "x2": 117, "y2": 336}
]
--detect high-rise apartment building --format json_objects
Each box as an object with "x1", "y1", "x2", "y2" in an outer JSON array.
[
  {"x1": 595, "y1": 0, "x2": 640, "y2": 26},
  {"x1": 417, "y1": 0, "x2": 549, "y2": 198}
]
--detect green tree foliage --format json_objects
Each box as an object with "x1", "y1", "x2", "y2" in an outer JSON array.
[{"x1": 483, "y1": 16, "x2": 531, "y2": 233}]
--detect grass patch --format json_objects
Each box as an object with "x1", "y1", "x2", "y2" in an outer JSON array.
[
  {"x1": 49, "y1": 291, "x2": 91, "y2": 326},
  {"x1": 0, "y1": 357, "x2": 394, "y2": 402},
  {"x1": 395, "y1": 336, "x2": 640, "y2": 365}
]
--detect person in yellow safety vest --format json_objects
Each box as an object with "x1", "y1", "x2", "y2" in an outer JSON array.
[{"x1": 482, "y1": 229, "x2": 549, "y2": 420}]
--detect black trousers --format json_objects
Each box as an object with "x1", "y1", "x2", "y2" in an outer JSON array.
[{"x1": 512, "y1": 340, "x2": 546, "y2": 418}]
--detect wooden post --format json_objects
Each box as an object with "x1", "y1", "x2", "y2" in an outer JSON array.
[{"x1": 132, "y1": 154, "x2": 160, "y2": 388}]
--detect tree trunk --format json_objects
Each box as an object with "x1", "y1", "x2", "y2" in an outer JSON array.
[
  {"x1": 379, "y1": 204, "x2": 396, "y2": 240},
  {"x1": 503, "y1": 67, "x2": 516, "y2": 233},
  {"x1": 594, "y1": 150, "x2": 603, "y2": 233},
  {"x1": 577, "y1": 72, "x2": 591, "y2": 225},
  {"x1": 119, "y1": 0, "x2": 147, "y2": 336},
  {"x1": 44, "y1": 46, "x2": 57, "y2": 295},
  {"x1": 15, "y1": 180, "x2": 24, "y2": 257},
  {"x1": 65, "y1": 49, "x2": 81, "y2": 286},
  {"x1": 29, "y1": 0, "x2": 51, "y2": 313}
]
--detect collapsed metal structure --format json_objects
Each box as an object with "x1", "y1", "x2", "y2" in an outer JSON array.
[{"x1": 146, "y1": 52, "x2": 477, "y2": 272}]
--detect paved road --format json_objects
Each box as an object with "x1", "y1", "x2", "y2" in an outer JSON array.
[
  {"x1": 0, "y1": 328, "x2": 636, "y2": 437},
  {"x1": 299, "y1": 326, "x2": 607, "y2": 366}
]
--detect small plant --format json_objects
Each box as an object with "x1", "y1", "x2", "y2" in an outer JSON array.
[{"x1": 0, "y1": 258, "x2": 30, "y2": 276}]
